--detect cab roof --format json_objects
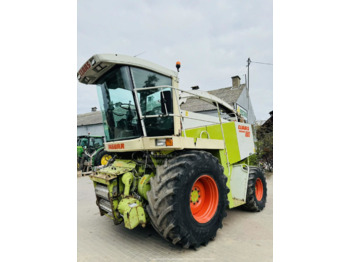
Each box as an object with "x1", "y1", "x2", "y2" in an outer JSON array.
[{"x1": 77, "y1": 54, "x2": 177, "y2": 85}]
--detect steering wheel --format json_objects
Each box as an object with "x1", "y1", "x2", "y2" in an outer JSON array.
[
  {"x1": 113, "y1": 103, "x2": 136, "y2": 120},
  {"x1": 119, "y1": 103, "x2": 134, "y2": 110},
  {"x1": 113, "y1": 103, "x2": 131, "y2": 116},
  {"x1": 119, "y1": 103, "x2": 135, "y2": 110}
]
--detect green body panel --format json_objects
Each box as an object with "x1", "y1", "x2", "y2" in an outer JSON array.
[
  {"x1": 207, "y1": 122, "x2": 241, "y2": 164},
  {"x1": 98, "y1": 160, "x2": 136, "y2": 176},
  {"x1": 183, "y1": 126, "x2": 208, "y2": 143},
  {"x1": 121, "y1": 172, "x2": 133, "y2": 196},
  {"x1": 137, "y1": 174, "x2": 154, "y2": 200},
  {"x1": 117, "y1": 198, "x2": 146, "y2": 229},
  {"x1": 182, "y1": 122, "x2": 241, "y2": 164},
  {"x1": 77, "y1": 146, "x2": 84, "y2": 158}
]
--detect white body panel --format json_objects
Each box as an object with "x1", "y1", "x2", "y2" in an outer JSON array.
[
  {"x1": 230, "y1": 165, "x2": 249, "y2": 202},
  {"x1": 235, "y1": 122, "x2": 255, "y2": 160}
]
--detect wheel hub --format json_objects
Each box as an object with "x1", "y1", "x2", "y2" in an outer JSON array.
[
  {"x1": 190, "y1": 175, "x2": 219, "y2": 223},
  {"x1": 190, "y1": 187, "x2": 200, "y2": 204},
  {"x1": 101, "y1": 154, "x2": 112, "y2": 165},
  {"x1": 255, "y1": 178, "x2": 264, "y2": 201}
]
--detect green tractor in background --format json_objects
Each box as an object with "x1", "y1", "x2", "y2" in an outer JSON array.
[{"x1": 77, "y1": 135, "x2": 113, "y2": 172}]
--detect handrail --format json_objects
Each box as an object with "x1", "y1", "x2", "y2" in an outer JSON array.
[
  {"x1": 134, "y1": 85, "x2": 237, "y2": 144},
  {"x1": 134, "y1": 85, "x2": 237, "y2": 115},
  {"x1": 200, "y1": 131, "x2": 210, "y2": 139}
]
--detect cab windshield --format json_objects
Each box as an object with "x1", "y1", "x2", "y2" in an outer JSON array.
[{"x1": 97, "y1": 65, "x2": 173, "y2": 142}]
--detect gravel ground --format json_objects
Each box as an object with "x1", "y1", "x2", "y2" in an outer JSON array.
[{"x1": 78, "y1": 172, "x2": 273, "y2": 262}]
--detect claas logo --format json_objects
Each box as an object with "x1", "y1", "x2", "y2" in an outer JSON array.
[
  {"x1": 238, "y1": 125, "x2": 249, "y2": 131},
  {"x1": 78, "y1": 61, "x2": 91, "y2": 77},
  {"x1": 238, "y1": 125, "x2": 250, "y2": 137},
  {"x1": 108, "y1": 143, "x2": 125, "y2": 150}
]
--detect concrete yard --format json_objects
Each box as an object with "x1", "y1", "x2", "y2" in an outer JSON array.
[{"x1": 78, "y1": 173, "x2": 273, "y2": 262}]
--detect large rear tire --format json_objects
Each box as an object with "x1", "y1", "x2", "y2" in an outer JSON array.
[
  {"x1": 146, "y1": 151, "x2": 228, "y2": 249},
  {"x1": 241, "y1": 167, "x2": 267, "y2": 212}
]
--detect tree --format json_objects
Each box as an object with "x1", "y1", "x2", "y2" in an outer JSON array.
[{"x1": 254, "y1": 112, "x2": 273, "y2": 172}]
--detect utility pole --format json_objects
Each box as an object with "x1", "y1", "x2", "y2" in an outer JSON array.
[
  {"x1": 246, "y1": 57, "x2": 251, "y2": 123},
  {"x1": 247, "y1": 57, "x2": 251, "y2": 92},
  {"x1": 246, "y1": 58, "x2": 272, "y2": 124}
]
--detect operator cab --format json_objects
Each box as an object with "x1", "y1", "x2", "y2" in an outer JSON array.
[
  {"x1": 78, "y1": 54, "x2": 178, "y2": 142},
  {"x1": 77, "y1": 135, "x2": 104, "y2": 153}
]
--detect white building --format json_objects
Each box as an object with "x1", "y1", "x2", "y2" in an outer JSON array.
[{"x1": 77, "y1": 108, "x2": 104, "y2": 136}]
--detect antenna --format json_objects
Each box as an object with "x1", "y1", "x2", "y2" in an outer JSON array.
[{"x1": 134, "y1": 51, "x2": 146, "y2": 57}]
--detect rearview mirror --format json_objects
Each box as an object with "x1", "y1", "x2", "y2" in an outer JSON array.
[{"x1": 161, "y1": 91, "x2": 173, "y2": 115}]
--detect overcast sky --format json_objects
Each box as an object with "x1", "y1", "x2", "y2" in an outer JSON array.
[{"x1": 77, "y1": 0, "x2": 272, "y2": 121}]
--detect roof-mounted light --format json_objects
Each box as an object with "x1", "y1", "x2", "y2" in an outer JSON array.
[
  {"x1": 93, "y1": 63, "x2": 108, "y2": 73},
  {"x1": 82, "y1": 76, "x2": 90, "y2": 84},
  {"x1": 176, "y1": 61, "x2": 181, "y2": 72}
]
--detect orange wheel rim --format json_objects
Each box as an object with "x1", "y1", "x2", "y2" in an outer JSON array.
[
  {"x1": 255, "y1": 178, "x2": 264, "y2": 201},
  {"x1": 190, "y1": 175, "x2": 219, "y2": 223}
]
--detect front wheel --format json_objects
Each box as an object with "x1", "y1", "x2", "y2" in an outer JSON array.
[
  {"x1": 146, "y1": 151, "x2": 228, "y2": 249},
  {"x1": 93, "y1": 150, "x2": 113, "y2": 166}
]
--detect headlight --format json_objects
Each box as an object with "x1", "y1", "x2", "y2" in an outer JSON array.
[
  {"x1": 155, "y1": 138, "x2": 173, "y2": 147},
  {"x1": 155, "y1": 139, "x2": 166, "y2": 146}
]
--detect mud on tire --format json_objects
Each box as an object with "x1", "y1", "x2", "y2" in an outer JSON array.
[{"x1": 146, "y1": 150, "x2": 229, "y2": 249}]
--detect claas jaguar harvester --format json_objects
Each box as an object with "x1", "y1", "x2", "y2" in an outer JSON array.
[{"x1": 77, "y1": 54, "x2": 267, "y2": 249}]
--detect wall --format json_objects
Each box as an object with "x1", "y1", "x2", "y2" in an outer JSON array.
[{"x1": 77, "y1": 124, "x2": 105, "y2": 137}]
